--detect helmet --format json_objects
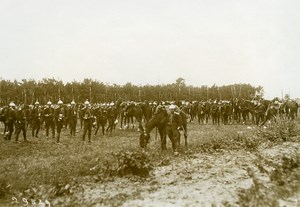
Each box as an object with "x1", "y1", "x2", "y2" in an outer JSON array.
[
  {"x1": 71, "y1": 100, "x2": 76, "y2": 105},
  {"x1": 84, "y1": 100, "x2": 90, "y2": 105},
  {"x1": 9, "y1": 102, "x2": 16, "y2": 107},
  {"x1": 58, "y1": 100, "x2": 63, "y2": 105},
  {"x1": 169, "y1": 104, "x2": 176, "y2": 110},
  {"x1": 35, "y1": 101, "x2": 40, "y2": 105},
  {"x1": 110, "y1": 102, "x2": 115, "y2": 106},
  {"x1": 47, "y1": 101, "x2": 52, "y2": 105}
]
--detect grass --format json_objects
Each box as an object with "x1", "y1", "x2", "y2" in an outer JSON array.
[{"x1": 1, "y1": 118, "x2": 300, "y2": 205}]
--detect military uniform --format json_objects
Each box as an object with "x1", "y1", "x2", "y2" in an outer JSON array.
[
  {"x1": 54, "y1": 100, "x2": 65, "y2": 143},
  {"x1": 31, "y1": 102, "x2": 42, "y2": 138},
  {"x1": 81, "y1": 100, "x2": 93, "y2": 142},
  {"x1": 106, "y1": 103, "x2": 117, "y2": 134},
  {"x1": 166, "y1": 105, "x2": 182, "y2": 152},
  {"x1": 15, "y1": 106, "x2": 28, "y2": 142},
  {"x1": 68, "y1": 101, "x2": 77, "y2": 137},
  {"x1": 44, "y1": 102, "x2": 55, "y2": 139},
  {"x1": 4, "y1": 103, "x2": 16, "y2": 140}
]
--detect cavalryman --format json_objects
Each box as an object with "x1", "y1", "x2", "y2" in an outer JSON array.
[
  {"x1": 106, "y1": 102, "x2": 117, "y2": 135},
  {"x1": 15, "y1": 104, "x2": 28, "y2": 143},
  {"x1": 44, "y1": 100, "x2": 55, "y2": 139},
  {"x1": 54, "y1": 99, "x2": 65, "y2": 143},
  {"x1": 167, "y1": 104, "x2": 182, "y2": 153},
  {"x1": 68, "y1": 100, "x2": 77, "y2": 137},
  {"x1": 81, "y1": 100, "x2": 93, "y2": 142},
  {"x1": 4, "y1": 102, "x2": 16, "y2": 140},
  {"x1": 31, "y1": 101, "x2": 42, "y2": 138}
]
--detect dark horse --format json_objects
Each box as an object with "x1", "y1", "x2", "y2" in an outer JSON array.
[
  {"x1": 140, "y1": 106, "x2": 188, "y2": 151},
  {"x1": 124, "y1": 103, "x2": 144, "y2": 130},
  {"x1": 283, "y1": 100, "x2": 299, "y2": 120}
]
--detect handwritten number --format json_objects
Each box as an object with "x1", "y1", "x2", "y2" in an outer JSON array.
[
  {"x1": 12, "y1": 197, "x2": 19, "y2": 204},
  {"x1": 22, "y1": 197, "x2": 28, "y2": 206}
]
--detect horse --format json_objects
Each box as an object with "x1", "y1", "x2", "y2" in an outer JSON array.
[
  {"x1": 139, "y1": 101, "x2": 152, "y2": 123},
  {"x1": 124, "y1": 103, "x2": 143, "y2": 131},
  {"x1": 140, "y1": 105, "x2": 188, "y2": 151},
  {"x1": 239, "y1": 99, "x2": 256, "y2": 124},
  {"x1": 283, "y1": 100, "x2": 299, "y2": 120}
]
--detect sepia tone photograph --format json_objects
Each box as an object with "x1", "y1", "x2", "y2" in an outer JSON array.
[{"x1": 0, "y1": 0, "x2": 300, "y2": 206}]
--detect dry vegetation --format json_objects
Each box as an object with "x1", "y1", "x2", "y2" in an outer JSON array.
[{"x1": 1, "y1": 118, "x2": 300, "y2": 206}]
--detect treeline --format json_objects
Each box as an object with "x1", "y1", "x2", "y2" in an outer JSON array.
[{"x1": 0, "y1": 77, "x2": 263, "y2": 105}]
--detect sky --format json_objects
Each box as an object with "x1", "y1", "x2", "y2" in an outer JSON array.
[{"x1": 0, "y1": 0, "x2": 299, "y2": 99}]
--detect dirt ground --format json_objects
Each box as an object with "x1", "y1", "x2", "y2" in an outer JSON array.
[{"x1": 52, "y1": 142, "x2": 300, "y2": 207}]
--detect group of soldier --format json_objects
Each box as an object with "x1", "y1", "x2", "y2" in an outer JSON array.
[
  {"x1": 1, "y1": 97, "x2": 298, "y2": 144},
  {"x1": 1, "y1": 99, "x2": 118, "y2": 143}
]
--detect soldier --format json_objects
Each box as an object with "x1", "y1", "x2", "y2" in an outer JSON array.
[
  {"x1": 4, "y1": 102, "x2": 16, "y2": 140},
  {"x1": 167, "y1": 104, "x2": 182, "y2": 153},
  {"x1": 106, "y1": 102, "x2": 117, "y2": 135},
  {"x1": 81, "y1": 100, "x2": 93, "y2": 142},
  {"x1": 15, "y1": 104, "x2": 28, "y2": 143},
  {"x1": 31, "y1": 101, "x2": 42, "y2": 138},
  {"x1": 68, "y1": 100, "x2": 77, "y2": 137},
  {"x1": 44, "y1": 100, "x2": 55, "y2": 139},
  {"x1": 54, "y1": 99, "x2": 65, "y2": 143}
]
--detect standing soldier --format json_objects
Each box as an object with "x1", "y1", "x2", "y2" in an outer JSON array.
[
  {"x1": 54, "y1": 99, "x2": 65, "y2": 143},
  {"x1": 15, "y1": 104, "x2": 28, "y2": 143},
  {"x1": 4, "y1": 102, "x2": 16, "y2": 140},
  {"x1": 106, "y1": 102, "x2": 117, "y2": 135},
  {"x1": 68, "y1": 100, "x2": 77, "y2": 137},
  {"x1": 167, "y1": 104, "x2": 182, "y2": 154},
  {"x1": 81, "y1": 100, "x2": 93, "y2": 143},
  {"x1": 44, "y1": 100, "x2": 55, "y2": 139},
  {"x1": 31, "y1": 101, "x2": 42, "y2": 138}
]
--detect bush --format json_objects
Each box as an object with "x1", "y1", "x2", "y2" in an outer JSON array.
[
  {"x1": 114, "y1": 150, "x2": 154, "y2": 177},
  {"x1": 256, "y1": 119, "x2": 300, "y2": 142}
]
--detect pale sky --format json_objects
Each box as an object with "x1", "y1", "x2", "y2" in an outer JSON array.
[{"x1": 0, "y1": 0, "x2": 299, "y2": 99}]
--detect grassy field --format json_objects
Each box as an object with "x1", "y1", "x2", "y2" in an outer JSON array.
[{"x1": 0, "y1": 118, "x2": 300, "y2": 206}]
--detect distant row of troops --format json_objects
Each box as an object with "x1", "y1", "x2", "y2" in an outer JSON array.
[{"x1": 1, "y1": 98, "x2": 299, "y2": 144}]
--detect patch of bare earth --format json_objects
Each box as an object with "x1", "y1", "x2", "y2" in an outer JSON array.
[{"x1": 54, "y1": 142, "x2": 300, "y2": 207}]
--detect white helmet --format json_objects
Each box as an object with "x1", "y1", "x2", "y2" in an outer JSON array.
[
  {"x1": 169, "y1": 104, "x2": 176, "y2": 110},
  {"x1": 58, "y1": 100, "x2": 63, "y2": 105},
  {"x1": 9, "y1": 102, "x2": 16, "y2": 107},
  {"x1": 47, "y1": 101, "x2": 52, "y2": 105},
  {"x1": 110, "y1": 102, "x2": 115, "y2": 106},
  {"x1": 35, "y1": 101, "x2": 40, "y2": 105},
  {"x1": 71, "y1": 100, "x2": 76, "y2": 105},
  {"x1": 84, "y1": 100, "x2": 90, "y2": 105}
]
